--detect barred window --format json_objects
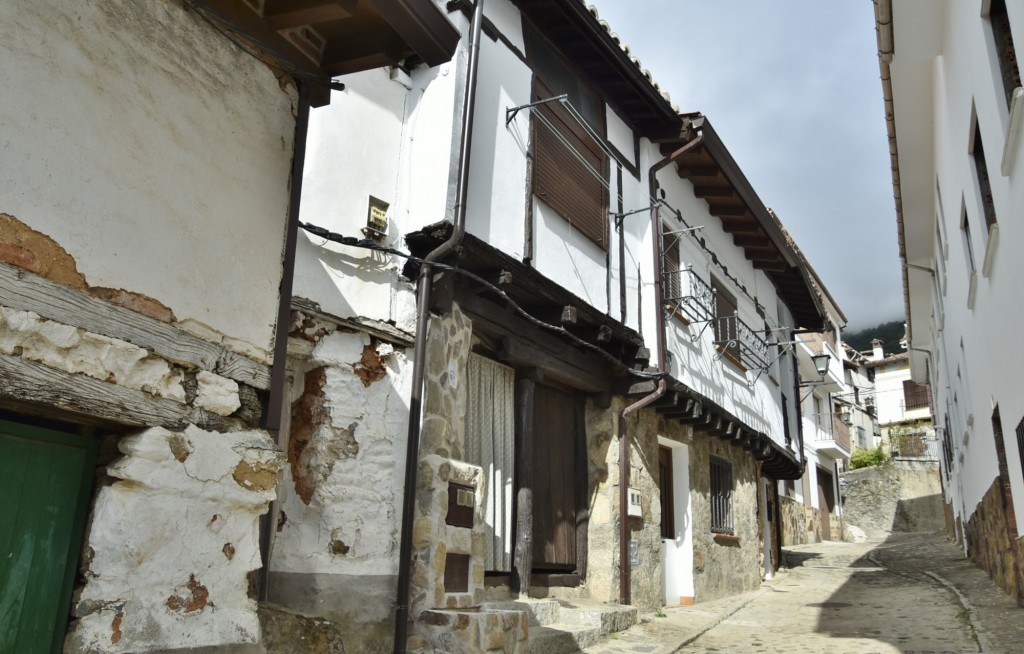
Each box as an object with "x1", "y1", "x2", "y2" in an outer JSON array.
[
  {"x1": 710, "y1": 456, "x2": 734, "y2": 535},
  {"x1": 903, "y1": 380, "x2": 931, "y2": 411},
  {"x1": 986, "y1": 0, "x2": 1021, "y2": 109}
]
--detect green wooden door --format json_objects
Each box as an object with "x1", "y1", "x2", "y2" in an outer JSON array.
[{"x1": 0, "y1": 419, "x2": 96, "y2": 654}]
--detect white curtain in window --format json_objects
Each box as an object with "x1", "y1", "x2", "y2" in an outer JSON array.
[{"x1": 465, "y1": 353, "x2": 516, "y2": 572}]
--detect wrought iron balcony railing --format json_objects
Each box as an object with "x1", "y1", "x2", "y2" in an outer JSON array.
[
  {"x1": 663, "y1": 265, "x2": 715, "y2": 324},
  {"x1": 713, "y1": 312, "x2": 769, "y2": 371}
]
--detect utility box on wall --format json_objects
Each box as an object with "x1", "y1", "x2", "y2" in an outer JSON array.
[{"x1": 627, "y1": 488, "x2": 643, "y2": 518}]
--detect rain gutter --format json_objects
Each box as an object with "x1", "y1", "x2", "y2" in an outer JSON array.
[
  {"x1": 393, "y1": 0, "x2": 485, "y2": 650},
  {"x1": 618, "y1": 127, "x2": 704, "y2": 605}
]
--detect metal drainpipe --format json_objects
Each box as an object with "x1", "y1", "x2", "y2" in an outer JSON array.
[
  {"x1": 393, "y1": 1, "x2": 484, "y2": 651},
  {"x1": 258, "y1": 80, "x2": 312, "y2": 602},
  {"x1": 618, "y1": 131, "x2": 704, "y2": 605}
]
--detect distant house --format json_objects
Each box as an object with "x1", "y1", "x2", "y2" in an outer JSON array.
[
  {"x1": 865, "y1": 339, "x2": 936, "y2": 460},
  {"x1": 840, "y1": 344, "x2": 881, "y2": 452},
  {"x1": 0, "y1": 1, "x2": 457, "y2": 652},
  {"x1": 875, "y1": 0, "x2": 1024, "y2": 604},
  {"x1": 775, "y1": 254, "x2": 851, "y2": 546},
  {"x1": 283, "y1": 0, "x2": 834, "y2": 650}
]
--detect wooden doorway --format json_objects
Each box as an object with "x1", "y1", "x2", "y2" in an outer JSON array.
[
  {"x1": 817, "y1": 466, "x2": 836, "y2": 541},
  {"x1": 530, "y1": 384, "x2": 584, "y2": 574},
  {"x1": 0, "y1": 418, "x2": 96, "y2": 654}
]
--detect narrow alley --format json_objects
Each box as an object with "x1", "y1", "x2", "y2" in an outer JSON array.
[{"x1": 586, "y1": 532, "x2": 1024, "y2": 654}]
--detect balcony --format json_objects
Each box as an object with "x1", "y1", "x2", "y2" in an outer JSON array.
[
  {"x1": 713, "y1": 313, "x2": 769, "y2": 371},
  {"x1": 663, "y1": 265, "x2": 715, "y2": 325},
  {"x1": 808, "y1": 414, "x2": 851, "y2": 458}
]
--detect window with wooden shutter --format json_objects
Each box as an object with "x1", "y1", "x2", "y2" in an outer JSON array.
[
  {"x1": 525, "y1": 25, "x2": 608, "y2": 250},
  {"x1": 712, "y1": 277, "x2": 741, "y2": 365}
]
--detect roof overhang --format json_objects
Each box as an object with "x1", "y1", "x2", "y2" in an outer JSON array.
[
  {"x1": 642, "y1": 383, "x2": 804, "y2": 480},
  {"x1": 663, "y1": 115, "x2": 827, "y2": 330},
  {"x1": 875, "y1": 0, "x2": 944, "y2": 378},
  {"x1": 511, "y1": 0, "x2": 683, "y2": 139},
  {"x1": 193, "y1": 0, "x2": 460, "y2": 106}
]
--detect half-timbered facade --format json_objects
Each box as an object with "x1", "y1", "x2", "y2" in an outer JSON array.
[{"x1": 286, "y1": 0, "x2": 834, "y2": 651}]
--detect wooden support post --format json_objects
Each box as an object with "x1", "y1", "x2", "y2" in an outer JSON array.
[{"x1": 512, "y1": 376, "x2": 536, "y2": 597}]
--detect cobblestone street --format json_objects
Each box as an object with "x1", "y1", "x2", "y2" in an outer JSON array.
[{"x1": 586, "y1": 533, "x2": 1024, "y2": 654}]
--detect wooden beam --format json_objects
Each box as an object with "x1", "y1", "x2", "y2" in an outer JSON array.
[
  {"x1": 730, "y1": 233, "x2": 771, "y2": 248},
  {"x1": 321, "y1": 31, "x2": 407, "y2": 76},
  {"x1": 512, "y1": 377, "x2": 536, "y2": 597},
  {"x1": 719, "y1": 217, "x2": 761, "y2": 233},
  {"x1": 674, "y1": 165, "x2": 719, "y2": 178},
  {"x1": 264, "y1": 0, "x2": 358, "y2": 30},
  {"x1": 707, "y1": 204, "x2": 750, "y2": 217},
  {"x1": 500, "y1": 337, "x2": 610, "y2": 394},
  {"x1": 0, "y1": 263, "x2": 270, "y2": 389},
  {"x1": 0, "y1": 353, "x2": 236, "y2": 432},
  {"x1": 693, "y1": 186, "x2": 737, "y2": 199}
]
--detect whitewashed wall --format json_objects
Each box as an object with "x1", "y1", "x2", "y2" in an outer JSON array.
[
  {"x1": 0, "y1": 0, "x2": 297, "y2": 360},
  {"x1": 894, "y1": 0, "x2": 1024, "y2": 532}
]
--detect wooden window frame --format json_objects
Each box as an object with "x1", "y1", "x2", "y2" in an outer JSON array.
[{"x1": 712, "y1": 277, "x2": 743, "y2": 369}]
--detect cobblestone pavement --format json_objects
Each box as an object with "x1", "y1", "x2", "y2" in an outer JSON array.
[{"x1": 585, "y1": 532, "x2": 1024, "y2": 654}]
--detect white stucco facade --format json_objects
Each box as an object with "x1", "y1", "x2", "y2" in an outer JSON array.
[{"x1": 886, "y1": 0, "x2": 1024, "y2": 538}]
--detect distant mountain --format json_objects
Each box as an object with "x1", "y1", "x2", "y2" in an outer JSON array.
[{"x1": 842, "y1": 320, "x2": 905, "y2": 354}]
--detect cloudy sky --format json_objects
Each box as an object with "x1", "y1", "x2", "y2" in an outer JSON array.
[{"x1": 588, "y1": 0, "x2": 902, "y2": 330}]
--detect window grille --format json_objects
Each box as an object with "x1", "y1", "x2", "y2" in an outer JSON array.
[
  {"x1": 902, "y1": 380, "x2": 931, "y2": 411},
  {"x1": 710, "y1": 456, "x2": 734, "y2": 535}
]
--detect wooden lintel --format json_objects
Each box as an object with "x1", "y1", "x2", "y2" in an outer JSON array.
[
  {"x1": 0, "y1": 353, "x2": 237, "y2": 432},
  {"x1": 501, "y1": 337, "x2": 610, "y2": 394},
  {"x1": 0, "y1": 262, "x2": 270, "y2": 389}
]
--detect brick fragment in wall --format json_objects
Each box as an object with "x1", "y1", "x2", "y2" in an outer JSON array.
[
  {"x1": 287, "y1": 366, "x2": 360, "y2": 504},
  {"x1": 88, "y1": 287, "x2": 176, "y2": 323},
  {"x1": 195, "y1": 370, "x2": 241, "y2": 416},
  {"x1": 288, "y1": 310, "x2": 339, "y2": 343},
  {"x1": 354, "y1": 342, "x2": 389, "y2": 387},
  {"x1": 166, "y1": 574, "x2": 210, "y2": 613},
  {"x1": 0, "y1": 212, "x2": 88, "y2": 289}
]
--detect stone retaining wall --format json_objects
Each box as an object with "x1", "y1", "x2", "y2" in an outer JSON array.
[
  {"x1": 841, "y1": 461, "x2": 944, "y2": 538},
  {"x1": 965, "y1": 477, "x2": 1024, "y2": 605}
]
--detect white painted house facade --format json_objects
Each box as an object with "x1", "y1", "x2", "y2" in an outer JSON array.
[
  {"x1": 285, "y1": 0, "x2": 835, "y2": 650},
  {"x1": 876, "y1": 0, "x2": 1024, "y2": 603}
]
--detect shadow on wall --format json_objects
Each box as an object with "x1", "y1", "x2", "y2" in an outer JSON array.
[{"x1": 893, "y1": 494, "x2": 947, "y2": 533}]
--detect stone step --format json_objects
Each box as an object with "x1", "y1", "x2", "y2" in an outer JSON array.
[
  {"x1": 481, "y1": 599, "x2": 563, "y2": 626},
  {"x1": 555, "y1": 600, "x2": 638, "y2": 636},
  {"x1": 528, "y1": 623, "x2": 603, "y2": 654}
]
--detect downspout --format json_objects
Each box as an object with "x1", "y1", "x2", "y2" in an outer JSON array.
[
  {"x1": 259, "y1": 80, "x2": 312, "y2": 601},
  {"x1": 394, "y1": 1, "x2": 484, "y2": 650},
  {"x1": 618, "y1": 129, "x2": 704, "y2": 605}
]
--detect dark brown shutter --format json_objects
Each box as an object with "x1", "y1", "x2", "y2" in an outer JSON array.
[{"x1": 531, "y1": 78, "x2": 608, "y2": 249}]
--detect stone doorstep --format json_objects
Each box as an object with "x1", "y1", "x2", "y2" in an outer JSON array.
[
  {"x1": 481, "y1": 598, "x2": 637, "y2": 635},
  {"x1": 528, "y1": 623, "x2": 603, "y2": 654}
]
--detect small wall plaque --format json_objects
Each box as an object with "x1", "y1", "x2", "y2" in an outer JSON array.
[{"x1": 446, "y1": 481, "x2": 474, "y2": 528}]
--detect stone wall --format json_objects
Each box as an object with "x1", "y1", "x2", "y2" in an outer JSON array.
[
  {"x1": 583, "y1": 402, "x2": 673, "y2": 611},
  {"x1": 267, "y1": 313, "x2": 414, "y2": 652},
  {"x1": 689, "y1": 432, "x2": 763, "y2": 602},
  {"x1": 841, "y1": 461, "x2": 944, "y2": 538},
  {"x1": 965, "y1": 477, "x2": 1024, "y2": 605},
  {"x1": 778, "y1": 495, "x2": 822, "y2": 546}
]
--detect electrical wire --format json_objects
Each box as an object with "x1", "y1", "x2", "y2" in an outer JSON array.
[{"x1": 299, "y1": 222, "x2": 670, "y2": 382}]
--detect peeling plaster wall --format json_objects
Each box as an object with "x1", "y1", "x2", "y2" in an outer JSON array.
[
  {"x1": 67, "y1": 426, "x2": 283, "y2": 653},
  {"x1": 268, "y1": 320, "x2": 413, "y2": 651},
  {"x1": 0, "y1": 0, "x2": 296, "y2": 359}
]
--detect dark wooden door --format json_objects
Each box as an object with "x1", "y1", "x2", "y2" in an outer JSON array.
[
  {"x1": 817, "y1": 467, "x2": 835, "y2": 541},
  {"x1": 531, "y1": 385, "x2": 581, "y2": 571},
  {"x1": 0, "y1": 419, "x2": 96, "y2": 654}
]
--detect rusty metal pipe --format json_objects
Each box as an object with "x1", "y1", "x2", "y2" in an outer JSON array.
[{"x1": 618, "y1": 131, "x2": 704, "y2": 605}]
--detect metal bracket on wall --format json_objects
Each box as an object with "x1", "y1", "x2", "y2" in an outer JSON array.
[{"x1": 505, "y1": 93, "x2": 568, "y2": 126}]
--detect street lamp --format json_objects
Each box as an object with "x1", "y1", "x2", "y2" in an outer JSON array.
[{"x1": 812, "y1": 353, "x2": 830, "y2": 378}]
